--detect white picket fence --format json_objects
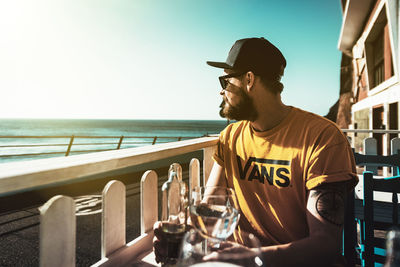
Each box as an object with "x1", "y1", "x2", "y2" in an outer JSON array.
[
  {"x1": 39, "y1": 159, "x2": 202, "y2": 267},
  {"x1": 32, "y1": 134, "x2": 400, "y2": 266}
]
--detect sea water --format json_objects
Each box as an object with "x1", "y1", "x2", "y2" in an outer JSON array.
[{"x1": 0, "y1": 119, "x2": 228, "y2": 163}]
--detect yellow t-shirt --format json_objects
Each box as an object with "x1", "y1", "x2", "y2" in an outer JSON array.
[{"x1": 213, "y1": 107, "x2": 357, "y2": 246}]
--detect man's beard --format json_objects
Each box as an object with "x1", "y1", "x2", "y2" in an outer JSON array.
[{"x1": 219, "y1": 87, "x2": 257, "y2": 121}]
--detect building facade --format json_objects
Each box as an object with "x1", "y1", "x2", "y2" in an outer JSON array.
[{"x1": 338, "y1": 0, "x2": 400, "y2": 154}]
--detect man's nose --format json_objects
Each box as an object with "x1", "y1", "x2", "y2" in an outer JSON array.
[{"x1": 219, "y1": 89, "x2": 225, "y2": 95}]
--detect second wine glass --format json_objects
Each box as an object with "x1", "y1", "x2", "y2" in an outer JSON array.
[{"x1": 189, "y1": 186, "x2": 240, "y2": 240}]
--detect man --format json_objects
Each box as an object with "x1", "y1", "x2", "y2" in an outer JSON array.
[{"x1": 155, "y1": 37, "x2": 357, "y2": 266}]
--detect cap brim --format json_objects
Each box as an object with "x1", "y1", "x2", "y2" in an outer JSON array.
[{"x1": 206, "y1": 61, "x2": 233, "y2": 69}]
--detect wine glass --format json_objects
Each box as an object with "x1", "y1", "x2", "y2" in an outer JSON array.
[
  {"x1": 178, "y1": 228, "x2": 264, "y2": 267},
  {"x1": 189, "y1": 186, "x2": 240, "y2": 240}
]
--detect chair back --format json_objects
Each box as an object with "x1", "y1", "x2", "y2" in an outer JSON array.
[
  {"x1": 353, "y1": 152, "x2": 400, "y2": 171},
  {"x1": 348, "y1": 152, "x2": 400, "y2": 267},
  {"x1": 363, "y1": 138, "x2": 378, "y2": 174},
  {"x1": 362, "y1": 171, "x2": 400, "y2": 267}
]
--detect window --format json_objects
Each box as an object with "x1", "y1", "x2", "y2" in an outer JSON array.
[
  {"x1": 372, "y1": 30, "x2": 384, "y2": 87},
  {"x1": 364, "y1": 6, "x2": 394, "y2": 90}
]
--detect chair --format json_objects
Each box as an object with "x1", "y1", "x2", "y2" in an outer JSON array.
[
  {"x1": 345, "y1": 152, "x2": 400, "y2": 267},
  {"x1": 361, "y1": 171, "x2": 400, "y2": 266}
]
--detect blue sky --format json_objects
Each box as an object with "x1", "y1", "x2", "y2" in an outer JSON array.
[{"x1": 0, "y1": 0, "x2": 343, "y2": 120}]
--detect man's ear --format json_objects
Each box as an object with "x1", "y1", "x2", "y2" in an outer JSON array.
[{"x1": 246, "y1": 71, "x2": 255, "y2": 92}]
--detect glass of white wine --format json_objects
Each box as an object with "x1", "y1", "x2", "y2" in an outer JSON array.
[{"x1": 189, "y1": 186, "x2": 240, "y2": 240}]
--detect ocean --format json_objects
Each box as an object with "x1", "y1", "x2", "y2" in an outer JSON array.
[{"x1": 0, "y1": 119, "x2": 228, "y2": 163}]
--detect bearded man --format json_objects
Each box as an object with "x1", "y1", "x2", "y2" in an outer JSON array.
[{"x1": 155, "y1": 37, "x2": 358, "y2": 267}]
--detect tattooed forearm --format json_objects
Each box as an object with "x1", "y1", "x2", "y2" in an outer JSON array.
[{"x1": 310, "y1": 183, "x2": 346, "y2": 226}]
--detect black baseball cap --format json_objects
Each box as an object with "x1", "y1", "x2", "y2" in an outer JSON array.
[{"x1": 207, "y1": 37, "x2": 286, "y2": 81}]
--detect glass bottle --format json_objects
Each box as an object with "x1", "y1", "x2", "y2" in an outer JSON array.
[
  {"x1": 384, "y1": 228, "x2": 400, "y2": 267},
  {"x1": 160, "y1": 163, "x2": 188, "y2": 266}
]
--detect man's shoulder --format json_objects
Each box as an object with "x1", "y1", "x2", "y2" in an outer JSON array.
[
  {"x1": 292, "y1": 107, "x2": 336, "y2": 124},
  {"x1": 290, "y1": 107, "x2": 350, "y2": 148},
  {"x1": 292, "y1": 107, "x2": 343, "y2": 134}
]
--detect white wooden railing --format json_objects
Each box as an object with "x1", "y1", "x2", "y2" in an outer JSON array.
[
  {"x1": 0, "y1": 136, "x2": 217, "y2": 267},
  {"x1": 0, "y1": 136, "x2": 217, "y2": 196}
]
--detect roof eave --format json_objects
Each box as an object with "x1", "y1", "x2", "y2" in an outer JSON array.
[{"x1": 338, "y1": 0, "x2": 375, "y2": 55}]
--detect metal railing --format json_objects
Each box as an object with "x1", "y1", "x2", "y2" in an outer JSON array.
[
  {"x1": 1, "y1": 129, "x2": 399, "y2": 162},
  {"x1": 0, "y1": 135, "x2": 206, "y2": 160},
  {"x1": 341, "y1": 129, "x2": 400, "y2": 155}
]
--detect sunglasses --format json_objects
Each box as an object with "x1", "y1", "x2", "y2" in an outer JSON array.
[{"x1": 218, "y1": 71, "x2": 247, "y2": 89}]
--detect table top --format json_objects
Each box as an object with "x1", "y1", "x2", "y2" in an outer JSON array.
[
  {"x1": 129, "y1": 253, "x2": 244, "y2": 267},
  {"x1": 190, "y1": 262, "x2": 242, "y2": 267},
  {"x1": 130, "y1": 251, "x2": 160, "y2": 267}
]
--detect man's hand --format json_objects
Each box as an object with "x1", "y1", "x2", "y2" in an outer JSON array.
[
  {"x1": 153, "y1": 221, "x2": 189, "y2": 264},
  {"x1": 153, "y1": 221, "x2": 167, "y2": 264},
  {"x1": 202, "y1": 241, "x2": 263, "y2": 266},
  {"x1": 202, "y1": 241, "x2": 251, "y2": 259}
]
